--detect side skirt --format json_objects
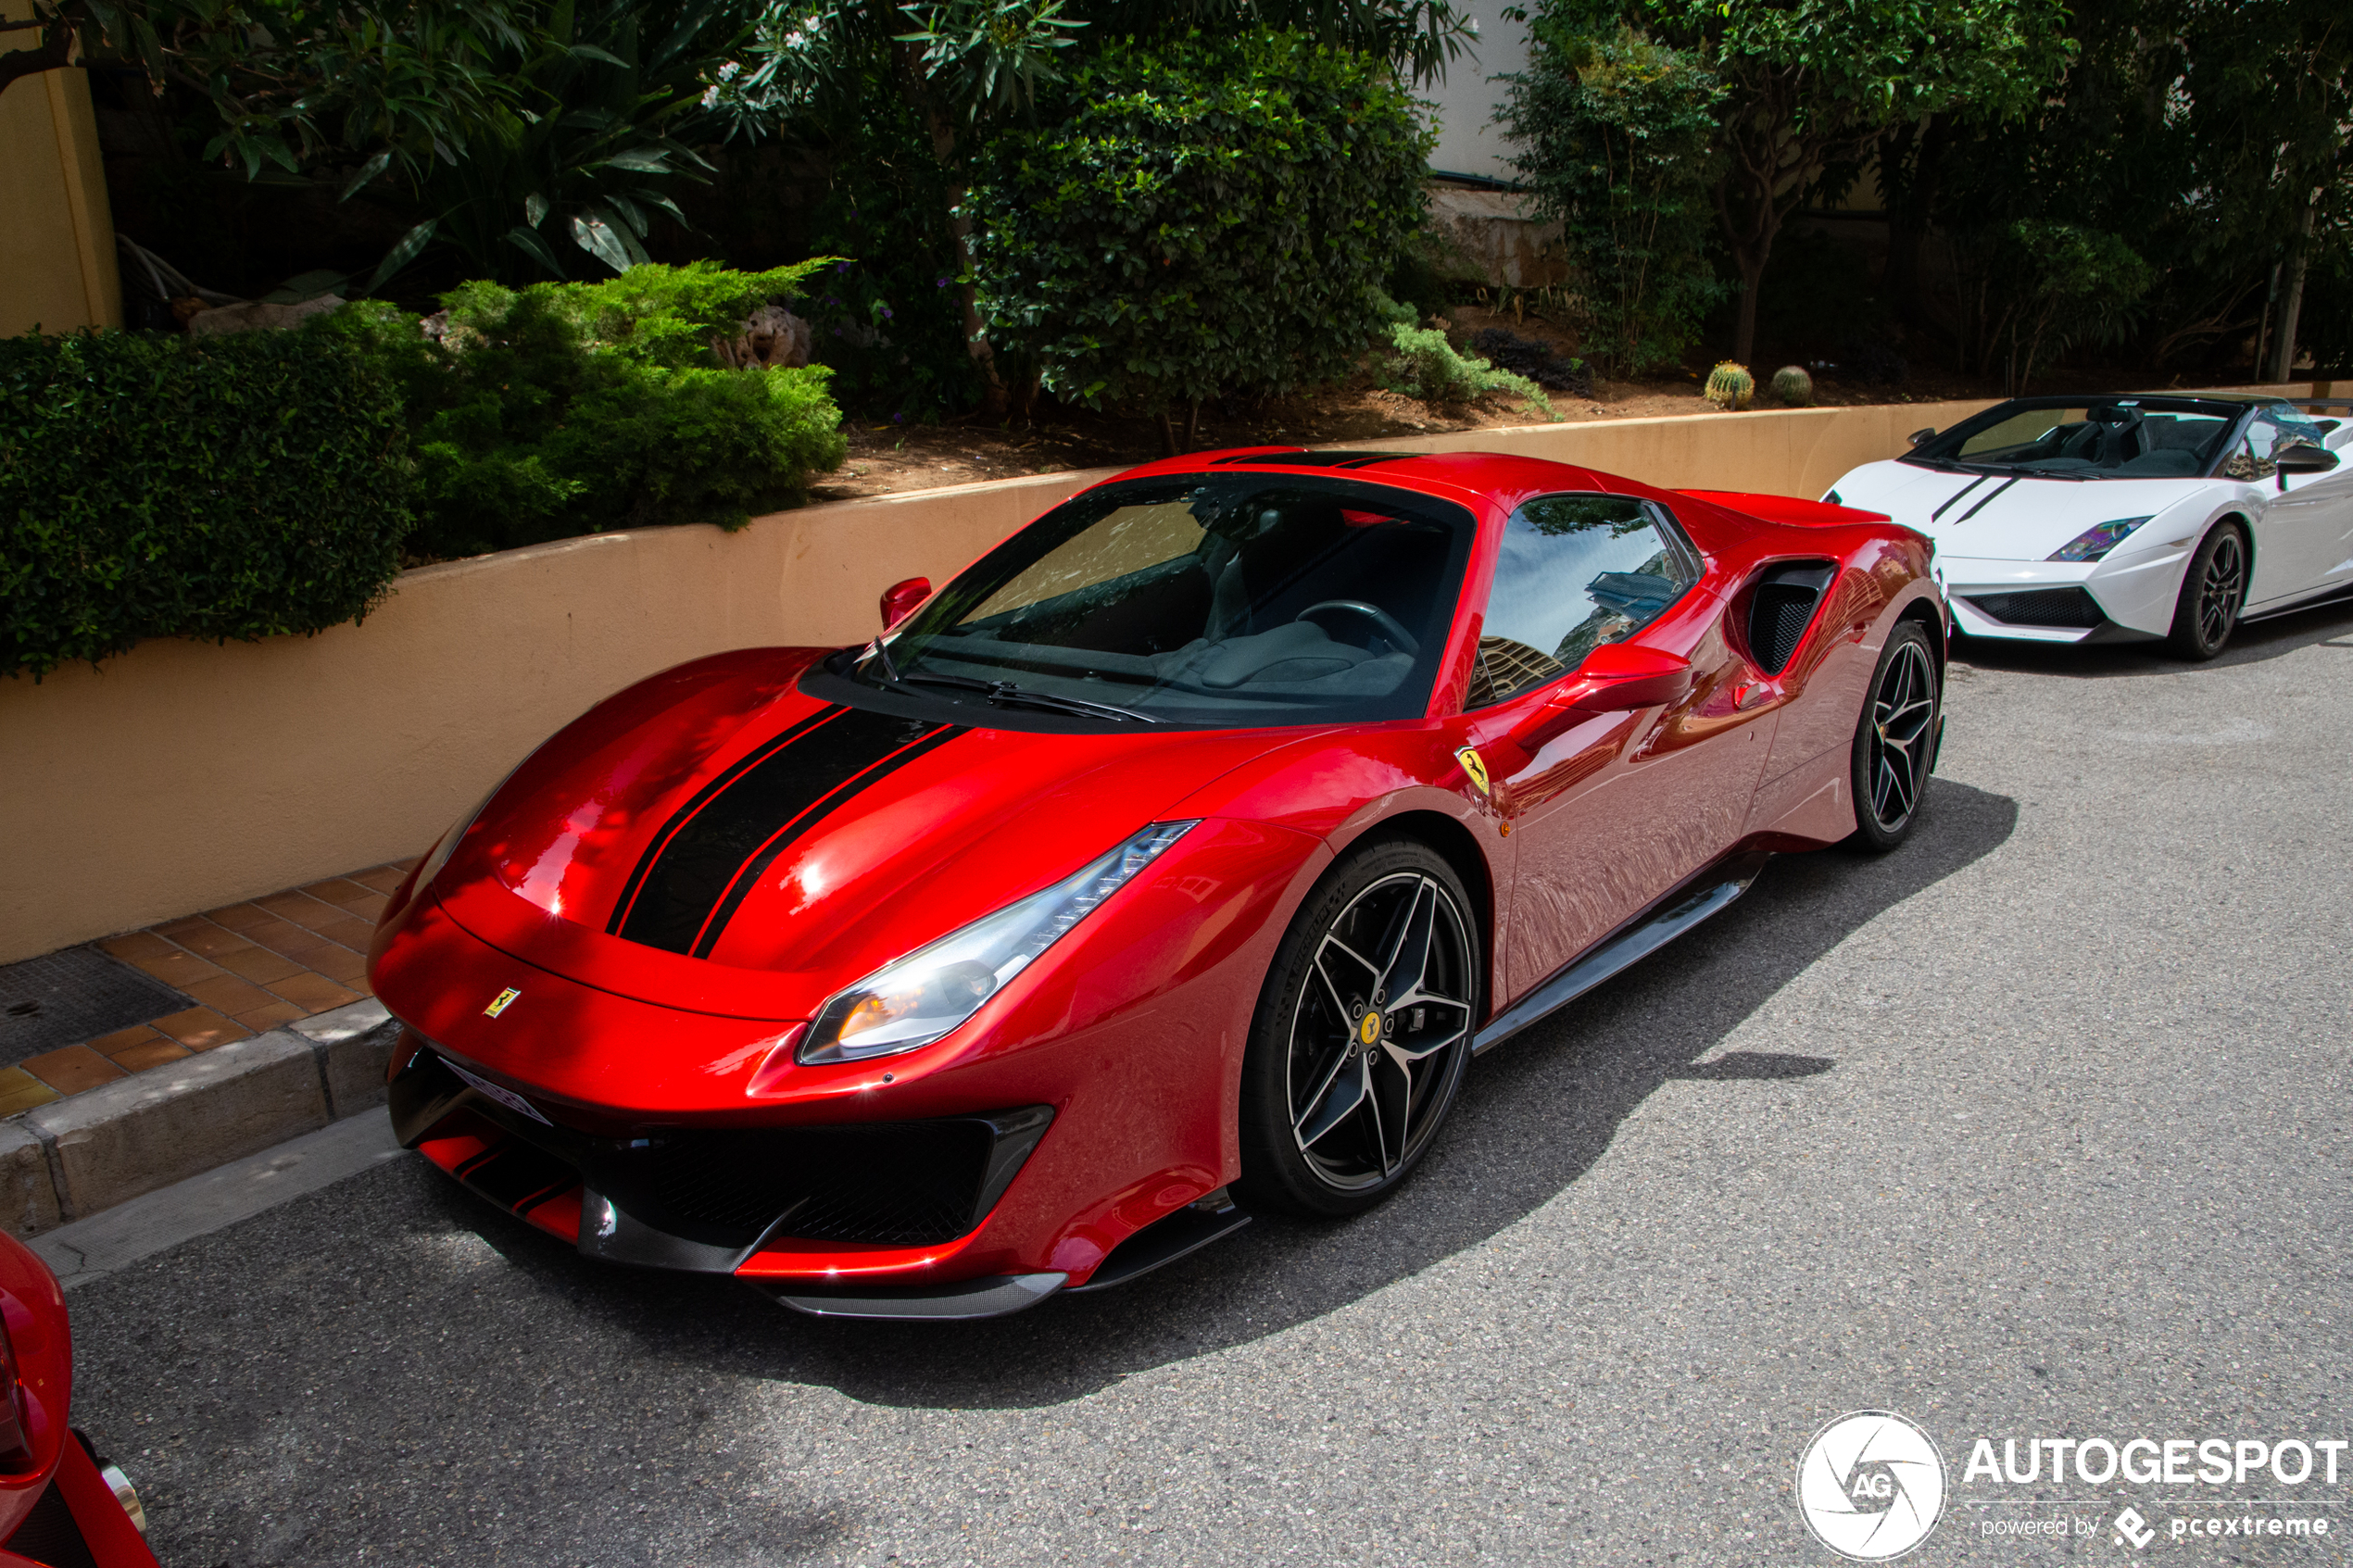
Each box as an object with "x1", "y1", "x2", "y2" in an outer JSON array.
[{"x1": 1473, "y1": 850, "x2": 1774, "y2": 1057}]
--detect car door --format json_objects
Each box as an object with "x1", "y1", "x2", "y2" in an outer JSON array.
[
  {"x1": 2242, "y1": 410, "x2": 2353, "y2": 606},
  {"x1": 1463, "y1": 494, "x2": 1766, "y2": 998}
]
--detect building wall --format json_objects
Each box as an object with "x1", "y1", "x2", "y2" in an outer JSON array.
[
  {"x1": 0, "y1": 25, "x2": 122, "y2": 336},
  {"x1": 1421, "y1": 8, "x2": 1533, "y2": 183}
]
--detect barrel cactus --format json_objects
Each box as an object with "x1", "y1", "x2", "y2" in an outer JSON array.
[
  {"x1": 1704, "y1": 361, "x2": 1755, "y2": 410},
  {"x1": 1772, "y1": 365, "x2": 1814, "y2": 406}
]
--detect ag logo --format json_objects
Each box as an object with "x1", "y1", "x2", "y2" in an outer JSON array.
[
  {"x1": 1454, "y1": 746, "x2": 1491, "y2": 797},
  {"x1": 1795, "y1": 1410, "x2": 1945, "y2": 1561}
]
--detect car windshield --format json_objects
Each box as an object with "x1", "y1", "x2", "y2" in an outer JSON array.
[
  {"x1": 1908, "y1": 398, "x2": 2243, "y2": 480},
  {"x1": 823, "y1": 473, "x2": 1476, "y2": 729}
]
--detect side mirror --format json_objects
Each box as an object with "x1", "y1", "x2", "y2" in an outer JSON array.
[
  {"x1": 1906, "y1": 427, "x2": 1936, "y2": 448},
  {"x1": 2274, "y1": 443, "x2": 2339, "y2": 491},
  {"x1": 1567, "y1": 642, "x2": 1696, "y2": 712},
  {"x1": 1504, "y1": 645, "x2": 1694, "y2": 758},
  {"x1": 880, "y1": 576, "x2": 932, "y2": 630}
]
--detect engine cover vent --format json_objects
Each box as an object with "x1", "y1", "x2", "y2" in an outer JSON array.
[{"x1": 1746, "y1": 561, "x2": 1836, "y2": 674}]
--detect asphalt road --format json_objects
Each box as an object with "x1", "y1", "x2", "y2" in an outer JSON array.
[{"x1": 60, "y1": 598, "x2": 2353, "y2": 1567}]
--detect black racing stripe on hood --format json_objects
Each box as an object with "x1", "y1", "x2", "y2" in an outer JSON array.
[
  {"x1": 687, "y1": 721, "x2": 965, "y2": 959},
  {"x1": 608, "y1": 705, "x2": 844, "y2": 938},
  {"x1": 611, "y1": 708, "x2": 963, "y2": 956}
]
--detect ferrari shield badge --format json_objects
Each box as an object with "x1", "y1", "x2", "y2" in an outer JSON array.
[
  {"x1": 1455, "y1": 746, "x2": 1491, "y2": 797},
  {"x1": 484, "y1": 986, "x2": 521, "y2": 1018}
]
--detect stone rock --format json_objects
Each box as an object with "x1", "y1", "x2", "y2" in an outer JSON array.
[
  {"x1": 1422, "y1": 185, "x2": 1567, "y2": 290},
  {"x1": 185, "y1": 295, "x2": 346, "y2": 336},
  {"x1": 714, "y1": 304, "x2": 814, "y2": 370}
]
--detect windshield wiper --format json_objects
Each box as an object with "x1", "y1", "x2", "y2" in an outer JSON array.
[{"x1": 885, "y1": 671, "x2": 1161, "y2": 724}]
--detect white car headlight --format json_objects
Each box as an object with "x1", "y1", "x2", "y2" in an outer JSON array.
[
  {"x1": 2048, "y1": 516, "x2": 2153, "y2": 562},
  {"x1": 798, "y1": 822, "x2": 1200, "y2": 1064}
]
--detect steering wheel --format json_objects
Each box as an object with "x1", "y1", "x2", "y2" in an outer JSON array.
[{"x1": 1295, "y1": 600, "x2": 1418, "y2": 655}]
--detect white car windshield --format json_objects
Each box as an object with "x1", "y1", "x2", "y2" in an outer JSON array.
[{"x1": 1909, "y1": 397, "x2": 2246, "y2": 480}]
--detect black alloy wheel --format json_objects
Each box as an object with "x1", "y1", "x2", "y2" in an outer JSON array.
[
  {"x1": 1846, "y1": 621, "x2": 1940, "y2": 853},
  {"x1": 2168, "y1": 523, "x2": 2247, "y2": 661},
  {"x1": 1238, "y1": 839, "x2": 1479, "y2": 1218}
]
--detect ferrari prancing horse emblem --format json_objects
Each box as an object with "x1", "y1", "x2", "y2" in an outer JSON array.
[
  {"x1": 1455, "y1": 746, "x2": 1491, "y2": 797},
  {"x1": 484, "y1": 987, "x2": 521, "y2": 1018}
]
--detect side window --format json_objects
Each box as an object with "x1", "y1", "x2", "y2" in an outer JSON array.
[
  {"x1": 2224, "y1": 410, "x2": 2327, "y2": 479},
  {"x1": 1468, "y1": 494, "x2": 1698, "y2": 708}
]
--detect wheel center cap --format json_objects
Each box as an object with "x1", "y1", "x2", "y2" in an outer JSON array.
[{"x1": 1358, "y1": 1010, "x2": 1384, "y2": 1049}]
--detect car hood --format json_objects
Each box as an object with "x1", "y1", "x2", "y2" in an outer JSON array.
[
  {"x1": 1832, "y1": 459, "x2": 2209, "y2": 559},
  {"x1": 428, "y1": 649, "x2": 1298, "y2": 1019}
]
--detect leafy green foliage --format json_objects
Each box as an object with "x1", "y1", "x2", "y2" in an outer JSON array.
[
  {"x1": 410, "y1": 0, "x2": 755, "y2": 285},
  {"x1": 1543, "y1": 0, "x2": 2073, "y2": 362},
  {"x1": 12, "y1": 0, "x2": 773, "y2": 290},
  {"x1": 966, "y1": 29, "x2": 1433, "y2": 416},
  {"x1": 1954, "y1": 221, "x2": 2155, "y2": 393},
  {"x1": 1703, "y1": 360, "x2": 1753, "y2": 408},
  {"x1": 1466, "y1": 327, "x2": 1592, "y2": 396},
  {"x1": 324, "y1": 265, "x2": 849, "y2": 558},
  {"x1": 1501, "y1": 21, "x2": 1724, "y2": 373},
  {"x1": 1902, "y1": 0, "x2": 2347, "y2": 377},
  {"x1": 0, "y1": 327, "x2": 413, "y2": 680},
  {"x1": 1381, "y1": 323, "x2": 1555, "y2": 418}
]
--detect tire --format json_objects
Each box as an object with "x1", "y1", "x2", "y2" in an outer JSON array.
[
  {"x1": 2167, "y1": 522, "x2": 2247, "y2": 660},
  {"x1": 1236, "y1": 838, "x2": 1481, "y2": 1219},
  {"x1": 1845, "y1": 621, "x2": 1941, "y2": 853}
]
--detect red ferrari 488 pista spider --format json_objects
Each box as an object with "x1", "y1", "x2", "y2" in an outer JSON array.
[{"x1": 371, "y1": 448, "x2": 1946, "y2": 1319}]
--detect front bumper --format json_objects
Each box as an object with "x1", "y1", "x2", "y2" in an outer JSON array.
[
  {"x1": 391, "y1": 1046, "x2": 1069, "y2": 1315},
  {"x1": 1941, "y1": 549, "x2": 2187, "y2": 642}
]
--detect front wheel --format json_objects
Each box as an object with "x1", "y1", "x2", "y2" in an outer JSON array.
[
  {"x1": 2168, "y1": 522, "x2": 2246, "y2": 660},
  {"x1": 1846, "y1": 621, "x2": 1941, "y2": 853},
  {"x1": 1237, "y1": 839, "x2": 1480, "y2": 1219}
]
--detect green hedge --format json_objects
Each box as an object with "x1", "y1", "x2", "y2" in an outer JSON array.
[
  {"x1": 325, "y1": 263, "x2": 849, "y2": 558},
  {"x1": 1, "y1": 328, "x2": 413, "y2": 681},
  {"x1": 967, "y1": 30, "x2": 1434, "y2": 416}
]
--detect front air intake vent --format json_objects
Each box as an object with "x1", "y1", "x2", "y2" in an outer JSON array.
[
  {"x1": 1746, "y1": 561, "x2": 1836, "y2": 674},
  {"x1": 1964, "y1": 588, "x2": 2105, "y2": 628}
]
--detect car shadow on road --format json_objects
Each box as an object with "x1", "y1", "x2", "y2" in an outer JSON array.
[
  {"x1": 1953, "y1": 594, "x2": 2353, "y2": 679},
  {"x1": 439, "y1": 776, "x2": 2018, "y2": 1410}
]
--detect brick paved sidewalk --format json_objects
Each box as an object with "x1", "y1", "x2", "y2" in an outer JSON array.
[{"x1": 0, "y1": 860, "x2": 417, "y2": 1116}]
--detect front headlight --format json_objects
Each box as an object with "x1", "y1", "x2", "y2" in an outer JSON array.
[
  {"x1": 799, "y1": 822, "x2": 1200, "y2": 1064},
  {"x1": 2048, "y1": 516, "x2": 2153, "y2": 562}
]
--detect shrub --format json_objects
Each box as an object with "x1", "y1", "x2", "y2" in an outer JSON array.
[
  {"x1": 325, "y1": 264, "x2": 849, "y2": 558},
  {"x1": 1502, "y1": 21, "x2": 1726, "y2": 374},
  {"x1": 1771, "y1": 364, "x2": 1813, "y2": 405},
  {"x1": 1381, "y1": 323, "x2": 1556, "y2": 418},
  {"x1": 0, "y1": 327, "x2": 413, "y2": 680},
  {"x1": 968, "y1": 29, "x2": 1434, "y2": 425},
  {"x1": 1467, "y1": 327, "x2": 1594, "y2": 396}
]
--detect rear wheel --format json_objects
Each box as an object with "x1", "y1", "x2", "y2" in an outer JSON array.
[
  {"x1": 1237, "y1": 840, "x2": 1479, "y2": 1218},
  {"x1": 1846, "y1": 621, "x2": 1940, "y2": 853},
  {"x1": 2168, "y1": 522, "x2": 2246, "y2": 660}
]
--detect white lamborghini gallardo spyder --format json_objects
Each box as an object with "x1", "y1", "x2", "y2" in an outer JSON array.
[{"x1": 1825, "y1": 393, "x2": 2353, "y2": 659}]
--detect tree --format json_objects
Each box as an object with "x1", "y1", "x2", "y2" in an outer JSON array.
[
  {"x1": 2, "y1": 0, "x2": 774, "y2": 289},
  {"x1": 714, "y1": 0, "x2": 1474, "y2": 410},
  {"x1": 1541, "y1": 0, "x2": 2070, "y2": 364},
  {"x1": 967, "y1": 29, "x2": 1433, "y2": 446},
  {"x1": 1500, "y1": 19, "x2": 1725, "y2": 373}
]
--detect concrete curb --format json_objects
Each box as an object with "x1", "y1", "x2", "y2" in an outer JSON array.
[{"x1": 1, "y1": 998, "x2": 400, "y2": 1236}]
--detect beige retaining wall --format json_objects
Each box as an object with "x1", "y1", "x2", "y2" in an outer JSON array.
[{"x1": 0, "y1": 389, "x2": 2225, "y2": 962}]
